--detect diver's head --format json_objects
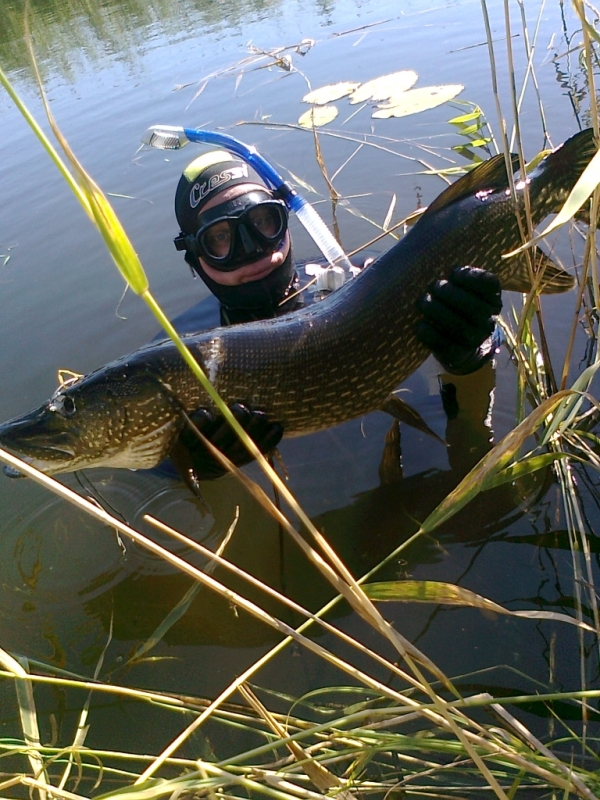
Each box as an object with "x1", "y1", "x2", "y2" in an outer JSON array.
[{"x1": 174, "y1": 150, "x2": 294, "y2": 311}]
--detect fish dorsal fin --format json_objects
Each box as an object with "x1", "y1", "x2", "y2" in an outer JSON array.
[
  {"x1": 422, "y1": 153, "x2": 520, "y2": 218},
  {"x1": 503, "y1": 247, "x2": 575, "y2": 294}
]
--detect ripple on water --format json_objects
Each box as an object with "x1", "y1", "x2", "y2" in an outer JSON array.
[{"x1": 0, "y1": 467, "x2": 218, "y2": 617}]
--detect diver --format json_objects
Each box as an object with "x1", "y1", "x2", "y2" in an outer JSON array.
[{"x1": 166, "y1": 150, "x2": 503, "y2": 482}]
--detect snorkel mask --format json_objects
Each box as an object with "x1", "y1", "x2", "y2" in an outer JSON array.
[{"x1": 174, "y1": 189, "x2": 289, "y2": 271}]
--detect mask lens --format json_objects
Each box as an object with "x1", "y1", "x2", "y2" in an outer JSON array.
[
  {"x1": 247, "y1": 203, "x2": 286, "y2": 241},
  {"x1": 200, "y1": 220, "x2": 233, "y2": 260}
]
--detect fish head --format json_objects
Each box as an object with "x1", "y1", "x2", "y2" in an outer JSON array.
[{"x1": 0, "y1": 362, "x2": 184, "y2": 475}]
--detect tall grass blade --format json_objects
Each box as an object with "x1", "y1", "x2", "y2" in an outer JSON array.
[
  {"x1": 541, "y1": 361, "x2": 600, "y2": 444},
  {"x1": 489, "y1": 698, "x2": 598, "y2": 800},
  {"x1": 0, "y1": 649, "x2": 47, "y2": 796},
  {"x1": 512, "y1": 146, "x2": 600, "y2": 253},
  {"x1": 58, "y1": 620, "x2": 114, "y2": 791},
  {"x1": 483, "y1": 451, "x2": 570, "y2": 487},
  {"x1": 418, "y1": 391, "x2": 571, "y2": 534},
  {"x1": 364, "y1": 580, "x2": 595, "y2": 630},
  {"x1": 382, "y1": 193, "x2": 396, "y2": 230},
  {"x1": 126, "y1": 511, "x2": 239, "y2": 666},
  {"x1": 238, "y1": 684, "x2": 350, "y2": 795},
  {"x1": 0, "y1": 65, "x2": 89, "y2": 214},
  {"x1": 21, "y1": 23, "x2": 149, "y2": 295}
]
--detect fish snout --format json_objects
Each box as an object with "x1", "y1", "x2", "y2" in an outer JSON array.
[{"x1": 0, "y1": 404, "x2": 77, "y2": 471}]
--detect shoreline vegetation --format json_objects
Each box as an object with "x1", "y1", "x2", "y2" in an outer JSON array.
[{"x1": 2, "y1": 1, "x2": 600, "y2": 798}]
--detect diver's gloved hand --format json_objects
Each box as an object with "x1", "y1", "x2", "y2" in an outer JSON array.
[
  {"x1": 180, "y1": 402, "x2": 284, "y2": 480},
  {"x1": 416, "y1": 266, "x2": 503, "y2": 375}
]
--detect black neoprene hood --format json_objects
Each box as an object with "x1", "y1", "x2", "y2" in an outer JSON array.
[
  {"x1": 175, "y1": 149, "x2": 296, "y2": 314},
  {"x1": 174, "y1": 150, "x2": 264, "y2": 234}
]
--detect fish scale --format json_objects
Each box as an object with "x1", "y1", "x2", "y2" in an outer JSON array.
[{"x1": 0, "y1": 128, "x2": 596, "y2": 474}]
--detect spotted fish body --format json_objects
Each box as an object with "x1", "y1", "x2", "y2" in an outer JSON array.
[{"x1": 0, "y1": 128, "x2": 596, "y2": 475}]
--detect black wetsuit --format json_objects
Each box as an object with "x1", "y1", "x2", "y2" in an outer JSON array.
[{"x1": 170, "y1": 269, "x2": 306, "y2": 333}]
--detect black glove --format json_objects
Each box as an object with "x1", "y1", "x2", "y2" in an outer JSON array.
[
  {"x1": 416, "y1": 266, "x2": 502, "y2": 375},
  {"x1": 177, "y1": 402, "x2": 284, "y2": 481}
]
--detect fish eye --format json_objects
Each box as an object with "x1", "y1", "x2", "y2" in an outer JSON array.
[{"x1": 51, "y1": 393, "x2": 76, "y2": 417}]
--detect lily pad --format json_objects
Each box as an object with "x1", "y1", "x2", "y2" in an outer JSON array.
[
  {"x1": 349, "y1": 70, "x2": 418, "y2": 104},
  {"x1": 302, "y1": 82, "x2": 360, "y2": 105},
  {"x1": 373, "y1": 84, "x2": 464, "y2": 118},
  {"x1": 298, "y1": 105, "x2": 339, "y2": 128}
]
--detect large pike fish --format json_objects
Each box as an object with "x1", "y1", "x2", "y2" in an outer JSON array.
[{"x1": 0, "y1": 128, "x2": 596, "y2": 480}]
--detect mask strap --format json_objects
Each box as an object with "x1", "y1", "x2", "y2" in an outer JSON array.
[{"x1": 174, "y1": 232, "x2": 199, "y2": 256}]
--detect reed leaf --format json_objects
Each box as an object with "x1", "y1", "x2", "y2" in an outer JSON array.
[
  {"x1": 448, "y1": 109, "x2": 484, "y2": 125},
  {"x1": 482, "y1": 451, "x2": 569, "y2": 488},
  {"x1": 382, "y1": 193, "x2": 396, "y2": 230},
  {"x1": 126, "y1": 512, "x2": 238, "y2": 666},
  {"x1": 0, "y1": 65, "x2": 89, "y2": 214},
  {"x1": 363, "y1": 580, "x2": 595, "y2": 631},
  {"x1": 541, "y1": 361, "x2": 600, "y2": 444},
  {"x1": 0, "y1": 649, "x2": 47, "y2": 794},
  {"x1": 505, "y1": 144, "x2": 600, "y2": 257},
  {"x1": 21, "y1": 27, "x2": 149, "y2": 295},
  {"x1": 417, "y1": 391, "x2": 571, "y2": 534},
  {"x1": 238, "y1": 684, "x2": 350, "y2": 796}
]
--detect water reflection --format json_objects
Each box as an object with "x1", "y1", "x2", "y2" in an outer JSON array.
[{"x1": 1, "y1": 0, "x2": 311, "y2": 79}]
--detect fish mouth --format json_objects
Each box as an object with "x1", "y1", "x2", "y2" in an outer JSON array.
[
  {"x1": 16, "y1": 443, "x2": 76, "y2": 461},
  {"x1": 0, "y1": 407, "x2": 78, "y2": 472},
  {"x1": 0, "y1": 438, "x2": 77, "y2": 474}
]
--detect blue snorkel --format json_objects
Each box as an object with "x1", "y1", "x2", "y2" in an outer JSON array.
[{"x1": 141, "y1": 125, "x2": 356, "y2": 286}]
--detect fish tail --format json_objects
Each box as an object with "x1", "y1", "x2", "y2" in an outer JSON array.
[{"x1": 529, "y1": 127, "x2": 598, "y2": 215}]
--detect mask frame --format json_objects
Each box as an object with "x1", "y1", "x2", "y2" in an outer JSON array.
[{"x1": 174, "y1": 190, "x2": 289, "y2": 272}]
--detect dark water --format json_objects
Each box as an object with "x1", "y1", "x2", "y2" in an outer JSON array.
[{"x1": 0, "y1": 0, "x2": 599, "y2": 769}]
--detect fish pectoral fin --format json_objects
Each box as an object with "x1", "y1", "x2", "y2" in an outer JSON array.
[
  {"x1": 502, "y1": 247, "x2": 575, "y2": 294},
  {"x1": 422, "y1": 152, "x2": 519, "y2": 218},
  {"x1": 380, "y1": 394, "x2": 446, "y2": 446}
]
